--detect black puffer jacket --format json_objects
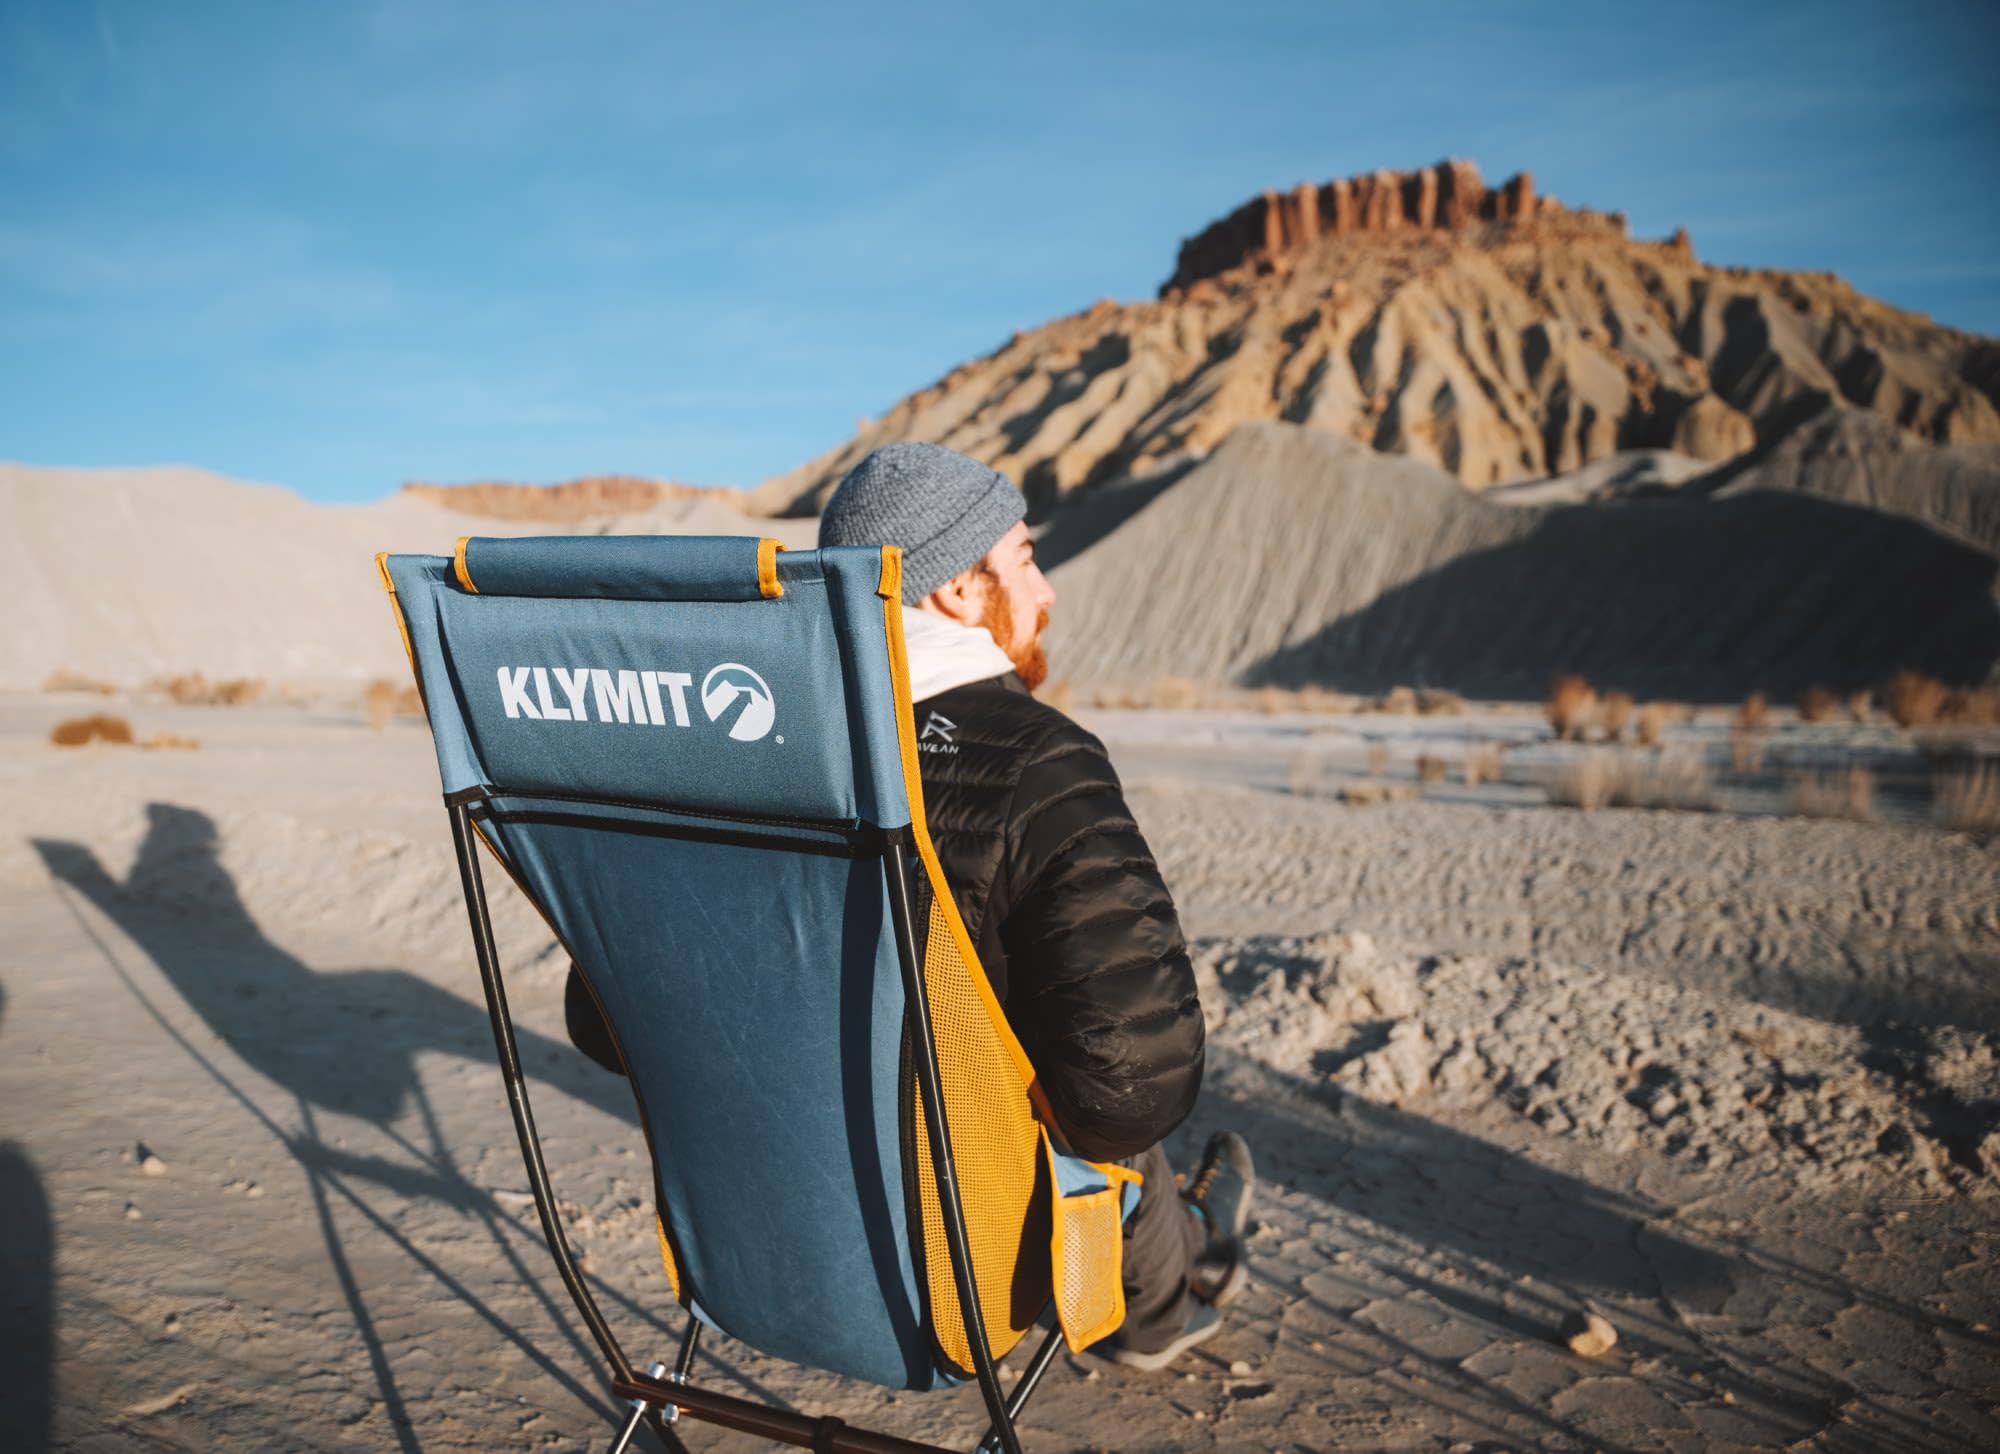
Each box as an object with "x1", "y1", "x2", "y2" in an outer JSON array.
[
  {"x1": 565, "y1": 673, "x2": 1204, "y2": 1162},
  {"x1": 913, "y1": 674, "x2": 1203, "y2": 1161}
]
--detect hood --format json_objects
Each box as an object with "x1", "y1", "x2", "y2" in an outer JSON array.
[{"x1": 901, "y1": 605, "x2": 1015, "y2": 703}]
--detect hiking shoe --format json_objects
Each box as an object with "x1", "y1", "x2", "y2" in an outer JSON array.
[
  {"x1": 1104, "y1": 1298, "x2": 1222, "y2": 1372},
  {"x1": 1183, "y1": 1131, "x2": 1255, "y2": 1307}
]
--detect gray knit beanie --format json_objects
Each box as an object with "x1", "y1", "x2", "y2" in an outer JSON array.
[{"x1": 818, "y1": 442, "x2": 1026, "y2": 605}]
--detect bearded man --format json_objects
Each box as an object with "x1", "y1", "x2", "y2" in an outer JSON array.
[{"x1": 566, "y1": 441, "x2": 1253, "y2": 1369}]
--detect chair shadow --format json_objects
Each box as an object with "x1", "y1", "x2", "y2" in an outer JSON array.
[
  {"x1": 1172, "y1": 1046, "x2": 1996, "y2": 1452},
  {"x1": 32, "y1": 803, "x2": 792, "y2": 1449},
  {"x1": 0, "y1": 986, "x2": 56, "y2": 1454}
]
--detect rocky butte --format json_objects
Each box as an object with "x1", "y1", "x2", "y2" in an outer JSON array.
[
  {"x1": 1164, "y1": 160, "x2": 1564, "y2": 295},
  {"x1": 751, "y1": 158, "x2": 1999, "y2": 512}
]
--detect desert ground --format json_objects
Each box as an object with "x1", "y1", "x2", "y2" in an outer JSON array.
[{"x1": 4, "y1": 685, "x2": 1996, "y2": 1454}]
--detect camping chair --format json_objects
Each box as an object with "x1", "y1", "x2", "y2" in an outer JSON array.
[{"x1": 376, "y1": 535, "x2": 1141, "y2": 1454}]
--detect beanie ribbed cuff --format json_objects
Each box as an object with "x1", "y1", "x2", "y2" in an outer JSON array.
[{"x1": 816, "y1": 442, "x2": 1028, "y2": 604}]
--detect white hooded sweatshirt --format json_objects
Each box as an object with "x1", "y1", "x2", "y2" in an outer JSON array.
[{"x1": 900, "y1": 605, "x2": 1015, "y2": 704}]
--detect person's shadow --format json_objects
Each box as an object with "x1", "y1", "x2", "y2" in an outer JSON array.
[
  {"x1": 29, "y1": 804, "x2": 728, "y2": 1451},
  {"x1": 0, "y1": 987, "x2": 55, "y2": 1454},
  {"x1": 34, "y1": 804, "x2": 632, "y2": 1137}
]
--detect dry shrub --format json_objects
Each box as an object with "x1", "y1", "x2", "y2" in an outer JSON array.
[
  {"x1": 1735, "y1": 692, "x2": 1769, "y2": 731},
  {"x1": 1790, "y1": 766, "x2": 1874, "y2": 821},
  {"x1": 1942, "y1": 686, "x2": 1999, "y2": 726},
  {"x1": 1887, "y1": 671, "x2": 1948, "y2": 729},
  {"x1": 1037, "y1": 678, "x2": 1074, "y2": 713},
  {"x1": 1551, "y1": 751, "x2": 1711, "y2": 811},
  {"x1": 1933, "y1": 759, "x2": 2000, "y2": 835},
  {"x1": 1377, "y1": 685, "x2": 1419, "y2": 715},
  {"x1": 1416, "y1": 688, "x2": 1465, "y2": 716},
  {"x1": 1549, "y1": 752, "x2": 1613, "y2": 810},
  {"x1": 154, "y1": 673, "x2": 266, "y2": 707},
  {"x1": 1799, "y1": 686, "x2": 1842, "y2": 723},
  {"x1": 363, "y1": 678, "x2": 425, "y2": 729},
  {"x1": 1634, "y1": 703, "x2": 1668, "y2": 748},
  {"x1": 1253, "y1": 685, "x2": 1289, "y2": 715},
  {"x1": 1415, "y1": 753, "x2": 1449, "y2": 785},
  {"x1": 1339, "y1": 780, "x2": 1420, "y2": 806},
  {"x1": 1600, "y1": 691, "x2": 1633, "y2": 743},
  {"x1": 1729, "y1": 726, "x2": 1765, "y2": 773},
  {"x1": 43, "y1": 668, "x2": 116, "y2": 695},
  {"x1": 1366, "y1": 743, "x2": 1390, "y2": 778},
  {"x1": 1461, "y1": 743, "x2": 1505, "y2": 786},
  {"x1": 1847, "y1": 689, "x2": 1873, "y2": 724},
  {"x1": 1548, "y1": 675, "x2": 1597, "y2": 742},
  {"x1": 1286, "y1": 753, "x2": 1321, "y2": 798},
  {"x1": 1300, "y1": 686, "x2": 1361, "y2": 714},
  {"x1": 50, "y1": 714, "x2": 134, "y2": 747},
  {"x1": 1153, "y1": 676, "x2": 1200, "y2": 710},
  {"x1": 140, "y1": 732, "x2": 201, "y2": 751}
]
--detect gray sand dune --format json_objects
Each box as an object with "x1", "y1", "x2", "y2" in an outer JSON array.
[
  {"x1": 1694, "y1": 405, "x2": 2000, "y2": 555},
  {"x1": 1041, "y1": 421, "x2": 2000, "y2": 697},
  {"x1": 0, "y1": 462, "x2": 816, "y2": 690}
]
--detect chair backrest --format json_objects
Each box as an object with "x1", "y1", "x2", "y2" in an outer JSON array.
[{"x1": 378, "y1": 535, "x2": 1120, "y2": 1394}]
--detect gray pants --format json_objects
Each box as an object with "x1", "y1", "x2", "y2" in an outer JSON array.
[{"x1": 1105, "y1": 1143, "x2": 1207, "y2": 1354}]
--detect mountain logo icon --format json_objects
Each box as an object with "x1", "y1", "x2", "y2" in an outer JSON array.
[{"x1": 699, "y1": 663, "x2": 776, "y2": 743}]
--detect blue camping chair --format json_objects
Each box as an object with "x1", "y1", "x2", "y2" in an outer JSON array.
[{"x1": 377, "y1": 535, "x2": 1140, "y2": 1454}]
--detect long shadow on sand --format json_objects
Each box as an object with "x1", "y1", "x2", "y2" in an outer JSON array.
[
  {"x1": 1247, "y1": 490, "x2": 2000, "y2": 700},
  {"x1": 33, "y1": 804, "x2": 785, "y2": 1451},
  {"x1": 0, "y1": 987, "x2": 55, "y2": 1454},
  {"x1": 1175, "y1": 1044, "x2": 1997, "y2": 1453}
]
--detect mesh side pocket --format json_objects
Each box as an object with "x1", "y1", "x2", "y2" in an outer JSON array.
[
  {"x1": 1051, "y1": 1186, "x2": 1124, "y2": 1352},
  {"x1": 1042, "y1": 1129, "x2": 1139, "y2": 1353}
]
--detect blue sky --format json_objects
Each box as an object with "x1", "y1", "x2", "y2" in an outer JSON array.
[{"x1": 4, "y1": 0, "x2": 1996, "y2": 502}]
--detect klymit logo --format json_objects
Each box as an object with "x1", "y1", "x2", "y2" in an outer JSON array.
[
  {"x1": 495, "y1": 664, "x2": 775, "y2": 743},
  {"x1": 700, "y1": 663, "x2": 776, "y2": 742}
]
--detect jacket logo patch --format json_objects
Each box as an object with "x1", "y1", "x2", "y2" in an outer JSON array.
[{"x1": 918, "y1": 709, "x2": 960, "y2": 755}]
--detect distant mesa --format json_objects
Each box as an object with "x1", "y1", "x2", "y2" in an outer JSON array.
[{"x1": 402, "y1": 474, "x2": 728, "y2": 524}]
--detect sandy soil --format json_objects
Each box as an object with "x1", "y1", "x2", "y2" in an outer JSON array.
[{"x1": 3, "y1": 692, "x2": 1997, "y2": 1453}]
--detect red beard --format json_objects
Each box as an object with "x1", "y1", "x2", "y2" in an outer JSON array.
[{"x1": 977, "y1": 572, "x2": 1050, "y2": 692}]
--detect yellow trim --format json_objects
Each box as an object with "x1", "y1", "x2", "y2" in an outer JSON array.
[
  {"x1": 881, "y1": 541, "x2": 1136, "y2": 1363},
  {"x1": 374, "y1": 553, "x2": 417, "y2": 674},
  {"x1": 655, "y1": 1217, "x2": 683, "y2": 1300},
  {"x1": 453, "y1": 535, "x2": 478, "y2": 593},
  {"x1": 881, "y1": 569, "x2": 1041, "y2": 1100},
  {"x1": 757, "y1": 537, "x2": 786, "y2": 599}
]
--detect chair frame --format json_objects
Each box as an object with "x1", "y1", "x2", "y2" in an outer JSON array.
[{"x1": 445, "y1": 784, "x2": 1069, "y2": 1454}]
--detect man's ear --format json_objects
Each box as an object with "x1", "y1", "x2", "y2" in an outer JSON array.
[{"x1": 917, "y1": 565, "x2": 987, "y2": 627}]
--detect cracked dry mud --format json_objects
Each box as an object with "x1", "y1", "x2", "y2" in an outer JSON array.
[{"x1": 2, "y1": 698, "x2": 1996, "y2": 1451}]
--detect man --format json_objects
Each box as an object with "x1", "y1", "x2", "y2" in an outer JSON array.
[{"x1": 567, "y1": 441, "x2": 1252, "y2": 1369}]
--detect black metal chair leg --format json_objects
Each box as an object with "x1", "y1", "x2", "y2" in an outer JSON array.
[
  {"x1": 607, "y1": 1361, "x2": 669, "y2": 1454},
  {"x1": 975, "y1": 1321, "x2": 1065, "y2": 1454}
]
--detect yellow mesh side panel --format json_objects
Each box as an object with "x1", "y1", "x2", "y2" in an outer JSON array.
[
  {"x1": 910, "y1": 895, "x2": 1043, "y2": 1371},
  {"x1": 655, "y1": 1217, "x2": 682, "y2": 1300}
]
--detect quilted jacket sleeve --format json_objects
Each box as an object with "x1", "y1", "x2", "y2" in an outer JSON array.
[{"x1": 994, "y1": 719, "x2": 1205, "y2": 1161}]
